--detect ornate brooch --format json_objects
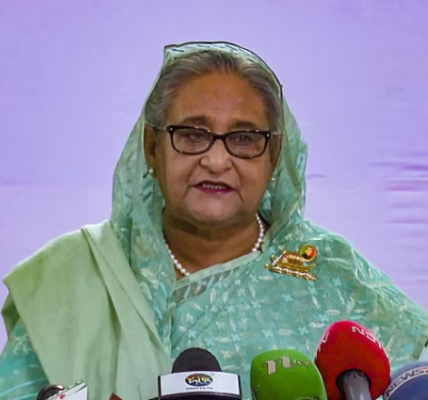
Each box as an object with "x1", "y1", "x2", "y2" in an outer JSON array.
[{"x1": 265, "y1": 244, "x2": 318, "y2": 281}]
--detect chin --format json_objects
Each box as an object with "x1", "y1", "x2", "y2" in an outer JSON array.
[{"x1": 188, "y1": 208, "x2": 238, "y2": 226}]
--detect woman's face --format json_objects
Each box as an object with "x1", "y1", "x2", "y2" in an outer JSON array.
[{"x1": 145, "y1": 72, "x2": 275, "y2": 228}]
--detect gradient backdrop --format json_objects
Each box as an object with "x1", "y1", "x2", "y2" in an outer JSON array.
[{"x1": 1, "y1": 0, "x2": 428, "y2": 347}]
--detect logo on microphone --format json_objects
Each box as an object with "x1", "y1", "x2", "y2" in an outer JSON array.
[
  {"x1": 383, "y1": 366, "x2": 428, "y2": 400},
  {"x1": 185, "y1": 374, "x2": 213, "y2": 387},
  {"x1": 351, "y1": 326, "x2": 382, "y2": 349},
  {"x1": 264, "y1": 356, "x2": 310, "y2": 375}
]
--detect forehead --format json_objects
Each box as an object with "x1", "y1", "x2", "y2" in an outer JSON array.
[{"x1": 165, "y1": 72, "x2": 269, "y2": 130}]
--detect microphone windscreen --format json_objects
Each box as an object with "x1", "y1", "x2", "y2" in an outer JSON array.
[
  {"x1": 37, "y1": 385, "x2": 65, "y2": 400},
  {"x1": 315, "y1": 320, "x2": 390, "y2": 400},
  {"x1": 251, "y1": 349, "x2": 328, "y2": 400},
  {"x1": 383, "y1": 361, "x2": 428, "y2": 400},
  {"x1": 37, "y1": 381, "x2": 88, "y2": 400},
  {"x1": 172, "y1": 348, "x2": 221, "y2": 373}
]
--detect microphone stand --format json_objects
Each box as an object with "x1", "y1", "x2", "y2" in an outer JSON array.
[{"x1": 338, "y1": 370, "x2": 372, "y2": 400}]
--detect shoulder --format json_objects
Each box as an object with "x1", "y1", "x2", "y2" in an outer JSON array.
[
  {"x1": 3, "y1": 220, "x2": 116, "y2": 290},
  {"x1": 301, "y1": 219, "x2": 358, "y2": 251},
  {"x1": 300, "y1": 219, "x2": 383, "y2": 277},
  {"x1": 300, "y1": 220, "x2": 428, "y2": 360},
  {"x1": 1, "y1": 221, "x2": 112, "y2": 335},
  {"x1": 297, "y1": 220, "x2": 425, "y2": 311},
  {"x1": 302, "y1": 218, "x2": 428, "y2": 315},
  {"x1": 23, "y1": 227, "x2": 90, "y2": 266},
  {"x1": 2, "y1": 221, "x2": 122, "y2": 328}
]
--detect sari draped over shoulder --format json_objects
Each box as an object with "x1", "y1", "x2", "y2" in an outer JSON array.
[{"x1": 1, "y1": 42, "x2": 428, "y2": 400}]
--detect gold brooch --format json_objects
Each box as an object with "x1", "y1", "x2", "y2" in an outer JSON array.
[{"x1": 265, "y1": 244, "x2": 318, "y2": 281}]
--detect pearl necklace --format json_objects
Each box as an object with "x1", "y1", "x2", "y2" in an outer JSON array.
[{"x1": 164, "y1": 214, "x2": 265, "y2": 277}]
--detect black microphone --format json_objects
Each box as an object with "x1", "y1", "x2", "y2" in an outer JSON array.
[
  {"x1": 37, "y1": 384, "x2": 65, "y2": 400},
  {"x1": 36, "y1": 381, "x2": 88, "y2": 400},
  {"x1": 157, "y1": 348, "x2": 242, "y2": 400},
  {"x1": 172, "y1": 348, "x2": 222, "y2": 373}
]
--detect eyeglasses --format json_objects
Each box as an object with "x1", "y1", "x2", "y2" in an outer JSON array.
[{"x1": 154, "y1": 125, "x2": 277, "y2": 159}]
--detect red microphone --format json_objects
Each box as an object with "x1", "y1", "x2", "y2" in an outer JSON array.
[{"x1": 314, "y1": 320, "x2": 390, "y2": 400}]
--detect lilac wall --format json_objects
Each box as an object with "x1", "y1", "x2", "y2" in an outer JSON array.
[{"x1": 1, "y1": 0, "x2": 427, "y2": 346}]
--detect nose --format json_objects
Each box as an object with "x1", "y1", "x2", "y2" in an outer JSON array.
[{"x1": 199, "y1": 138, "x2": 233, "y2": 173}]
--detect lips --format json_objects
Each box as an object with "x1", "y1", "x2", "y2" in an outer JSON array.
[{"x1": 195, "y1": 181, "x2": 234, "y2": 194}]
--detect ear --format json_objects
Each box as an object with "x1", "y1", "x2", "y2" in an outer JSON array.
[{"x1": 144, "y1": 123, "x2": 157, "y2": 170}]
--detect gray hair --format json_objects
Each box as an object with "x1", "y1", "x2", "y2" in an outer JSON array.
[{"x1": 145, "y1": 50, "x2": 284, "y2": 155}]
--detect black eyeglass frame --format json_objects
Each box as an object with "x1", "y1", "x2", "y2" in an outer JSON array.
[{"x1": 154, "y1": 125, "x2": 278, "y2": 159}]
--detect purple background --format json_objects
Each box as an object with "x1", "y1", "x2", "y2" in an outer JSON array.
[{"x1": 1, "y1": 1, "x2": 428, "y2": 346}]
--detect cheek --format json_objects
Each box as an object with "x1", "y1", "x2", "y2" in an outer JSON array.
[
  {"x1": 238, "y1": 159, "x2": 271, "y2": 195},
  {"x1": 155, "y1": 146, "x2": 196, "y2": 198}
]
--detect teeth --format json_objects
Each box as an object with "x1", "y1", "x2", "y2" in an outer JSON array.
[{"x1": 202, "y1": 183, "x2": 226, "y2": 190}]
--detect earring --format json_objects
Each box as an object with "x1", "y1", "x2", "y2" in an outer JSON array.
[
  {"x1": 143, "y1": 168, "x2": 154, "y2": 178},
  {"x1": 271, "y1": 176, "x2": 276, "y2": 182}
]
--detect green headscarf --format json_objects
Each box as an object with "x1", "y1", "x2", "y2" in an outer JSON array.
[{"x1": 111, "y1": 41, "x2": 307, "y2": 253}]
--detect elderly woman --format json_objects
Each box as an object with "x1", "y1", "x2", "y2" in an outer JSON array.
[{"x1": 1, "y1": 42, "x2": 427, "y2": 400}]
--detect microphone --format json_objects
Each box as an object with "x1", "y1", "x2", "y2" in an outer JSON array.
[
  {"x1": 158, "y1": 348, "x2": 242, "y2": 400},
  {"x1": 37, "y1": 385, "x2": 65, "y2": 400},
  {"x1": 250, "y1": 348, "x2": 328, "y2": 400},
  {"x1": 172, "y1": 348, "x2": 222, "y2": 373},
  {"x1": 383, "y1": 361, "x2": 428, "y2": 400},
  {"x1": 36, "y1": 381, "x2": 88, "y2": 400},
  {"x1": 315, "y1": 320, "x2": 391, "y2": 400}
]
